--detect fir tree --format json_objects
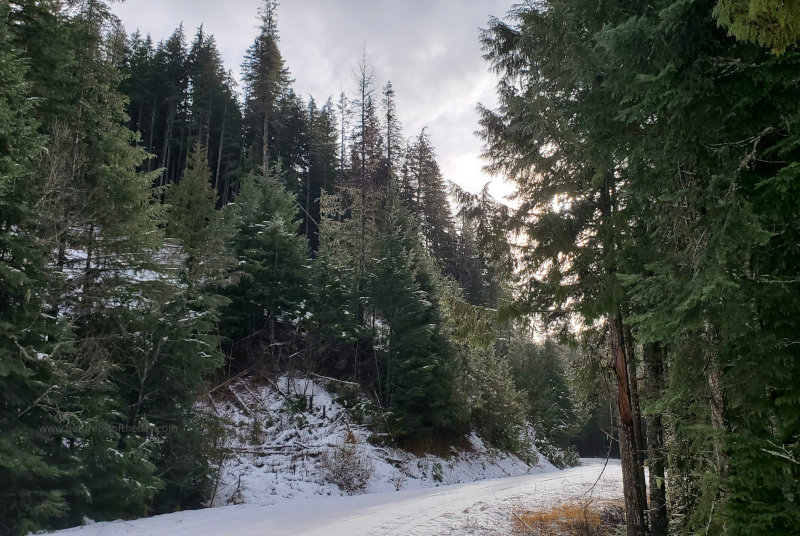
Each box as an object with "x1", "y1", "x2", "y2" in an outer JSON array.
[
  {"x1": 0, "y1": 3, "x2": 69, "y2": 533},
  {"x1": 409, "y1": 130, "x2": 457, "y2": 272},
  {"x1": 370, "y1": 202, "x2": 465, "y2": 439},
  {"x1": 165, "y1": 142, "x2": 219, "y2": 285},
  {"x1": 218, "y1": 167, "x2": 308, "y2": 346},
  {"x1": 242, "y1": 0, "x2": 290, "y2": 172}
]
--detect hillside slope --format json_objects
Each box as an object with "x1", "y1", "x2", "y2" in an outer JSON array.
[{"x1": 207, "y1": 374, "x2": 554, "y2": 506}]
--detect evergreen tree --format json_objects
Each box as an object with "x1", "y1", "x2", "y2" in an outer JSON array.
[
  {"x1": 185, "y1": 28, "x2": 243, "y2": 196},
  {"x1": 482, "y1": 0, "x2": 800, "y2": 534},
  {"x1": 242, "y1": 0, "x2": 290, "y2": 172},
  {"x1": 409, "y1": 130, "x2": 456, "y2": 272},
  {"x1": 307, "y1": 192, "x2": 365, "y2": 373},
  {"x1": 154, "y1": 24, "x2": 190, "y2": 185},
  {"x1": 370, "y1": 202, "x2": 465, "y2": 439},
  {"x1": 480, "y1": 4, "x2": 650, "y2": 532},
  {"x1": 382, "y1": 81, "x2": 403, "y2": 190},
  {"x1": 13, "y1": 1, "x2": 170, "y2": 527},
  {"x1": 304, "y1": 98, "x2": 339, "y2": 251},
  {"x1": 0, "y1": 3, "x2": 68, "y2": 533},
  {"x1": 714, "y1": 0, "x2": 800, "y2": 53},
  {"x1": 217, "y1": 168, "x2": 308, "y2": 346},
  {"x1": 165, "y1": 142, "x2": 219, "y2": 285}
]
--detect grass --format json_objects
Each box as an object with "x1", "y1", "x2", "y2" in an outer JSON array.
[{"x1": 512, "y1": 499, "x2": 625, "y2": 536}]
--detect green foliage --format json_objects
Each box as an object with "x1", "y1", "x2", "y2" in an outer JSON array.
[
  {"x1": 308, "y1": 193, "x2": 364, "y2": 345},
  {"x1": 714, "y1": 0, "x2": 800, "y2": 54},
  {"x1": 242, "y1": 0, "x2": 290, "y2": 171},
  {"x1": 165, "y1": 142, "x2": 219, "y2": 284},
  {"x1": 0, "y1": 1, "x2": 607, "y2": 532},
  {"x1": 458, "y1": 345, "x2": 529, "y2": 452},
  {"x1": 482, "y1": 0, "x2": 800, "y2": 533},
  {"x1": 217, "y1": 168, "x2": 309, "y2": 343},
  {"x1": 370, "y1": 203, "x2": 467, "y2": 439},
  {"x1": 504, "y1": 337, "x2": 580, "y2": 449},
  {"x1": 0, "y1": 3, "x2": 68, "y2": 533}
]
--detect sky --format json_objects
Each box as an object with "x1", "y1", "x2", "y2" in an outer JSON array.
[{"x1": 111, "y1": 0, "x2": 516, "y2": 200}]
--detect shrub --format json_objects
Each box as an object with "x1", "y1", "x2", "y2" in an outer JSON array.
[{"x1": 320, "y1": 438, "x2": 375, "y2": 494}]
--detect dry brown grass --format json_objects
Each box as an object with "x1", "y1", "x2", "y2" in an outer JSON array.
[
  {"x1": 512, "y1": 500, "x2": 624, "y2": 536},
  {"x1": 320, "y1": 438, "x2": 375, "y2": 494}
]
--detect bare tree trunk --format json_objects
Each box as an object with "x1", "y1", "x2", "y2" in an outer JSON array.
[
  {"x1": 624, "y1": 325, "x2": 649, "y2": 519},
  {"x1": 161, "y1": 104, "x2": 174, "y2": 186},
  {"x1": 305, "y1": 168, "x2": 311, "y2": 240},
  {"x1": 643, "y1": 342, "x2": 668, "y2": 536},
  {"x1": 268, "y1": 110, "x2": 269, "y2": 170},
  {"x1": 147, "y1": 101, "x2": 156, "y2": 171},
  {"x1": 610, "y1": 314, "x2": 647, "y2": 536},
  {"x1": 705, "y1": 329, "x2": 728, "y2": 476},
  {"x1": 214, "y1": 101, "x2": 227, "y2": 193}
]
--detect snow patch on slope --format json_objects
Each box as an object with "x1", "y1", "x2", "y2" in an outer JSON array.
[{"x1": 207, "y1": 374, "x2": 554, "y2": 507}]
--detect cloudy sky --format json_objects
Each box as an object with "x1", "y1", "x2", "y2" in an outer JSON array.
[{"x1": 112, "y1": 0, "x2": 516, "y2": 199}]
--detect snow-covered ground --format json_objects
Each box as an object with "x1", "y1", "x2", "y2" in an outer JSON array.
[
  {"x1": 208, "y1": 375, "x2": 554, "y2": 506},
  {"x1": 48, "y1": 460, "x2": 623, "y2": 536},
  {"x1": 43, "y1": 376, "x2": 624, "y2": 535}
]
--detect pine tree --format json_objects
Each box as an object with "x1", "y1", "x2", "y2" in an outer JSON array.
[
  {"x1": 304, "y1": 98, "x2": 339, "y2": 251},
  {"x1": 482, "y1": 0, "x2": 800, "y2": 534},
  {"x1": 154, "y1": 25, "x2": 190, "y2": 185},
  {"x1": 242, "y1": 0, "x2": 290, "y2": 172},
  {"x1": 307, "y1": 192, "x2": 364, "y2": 372},
  {"x1": 165, "y1": 142, "x2": 219, "y2": 285},
  {"x1": 0, "y1": 3, "x2": 69, "y2": 533},
  {"x1": 370, "y1": 202, "x2": 465, "y2": 439},
  {"x1": 591, "y1": 1, "x2": 800, "y2": 533},
  {"x1": 382, "y1": 81, "x2": 403, "y2": 192},
  {"x1": 480, "y1": 4, "x2": 649, "y2": 533},
  {"x1": 409, "y1": 130, "x2": 456, "y2": 272},
  {"x1": 184, "y1": 27, "x2": 242, "y2": 194},
  {"x1": 14, "y1": 1, "x2": 170, "y2": 526},
  {"x1": 217, "y1": 167, "x2": 308, "y2": 347}
]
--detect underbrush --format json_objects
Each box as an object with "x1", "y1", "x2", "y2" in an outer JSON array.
[
  {"x1": 319, "y1": 434, "x2": 375, "y2": 494},
  {"x1": 512, "y1": 500, "x2": 625, "y2": 536}
]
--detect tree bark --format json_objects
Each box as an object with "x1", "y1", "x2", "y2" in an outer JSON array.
[
  {"x1": 624, "y1": 325, "x2": 649, "y2": 519},
  {"x1": 643, "y1": 342, "x2": 668, "y2": 536},
  {"x1": 147, "y1": 101, "x2": 156, "y2": 172},
  {"x1": 214, "y1": 100, "x2": 227, "y2": 193},
  {"x1": 268, "y1": 105, "x2": 269, "y2": 171},
  {"x1": 610, "y1": 314, "x2": 647, "y2": 536},
  {"x1": 705, "y1": 328, "x2": 728, "y2": 477}
]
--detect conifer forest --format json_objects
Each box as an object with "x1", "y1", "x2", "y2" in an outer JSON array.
[{"x1": 1, "y1": 1, "x2": 799, "y2": 535}]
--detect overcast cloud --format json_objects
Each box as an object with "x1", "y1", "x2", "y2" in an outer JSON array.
[{"x1": 112, "y1": 0, "x2": 515, "y2": 199}]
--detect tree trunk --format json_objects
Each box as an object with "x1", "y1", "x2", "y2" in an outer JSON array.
[
  {"x1": 624, "y1": 325, "x2": 649, "y2": 519},
  {"x1": 268, "y1": 110, "x2": 269, "y2": 176},
  {"x1": 610, "y1": 314, "x2": 647, "y2": 536},
  {"x1": 147, "y1": 101, "x2": 156, "y2": 172},
  {"x1": 705, "y1": 328, "x2": 728, "y2": 477},
  {"x1": 643, "y1": 342, "x2": 668, "y2": 536},
  {"x1": 305, "y1": 168, "x2": 311, "y2": 240},
  {"x1": 214, "y1": 101, "x2": 227, "y2": 194},
  {"x1": 161, "y1": 103, "x2": 174, "y2": 186}
]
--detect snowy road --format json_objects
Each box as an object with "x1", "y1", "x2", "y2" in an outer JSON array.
[{"x1": 49, "y1": 459, "x2": 623, "y2": 536}]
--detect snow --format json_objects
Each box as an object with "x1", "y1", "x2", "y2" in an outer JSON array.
[
  {"x1": 44, "y1": 460, "x2": 622, "y2": 536},
  {"x1": 41, "y1": 377, "x2": 625, "y2": 535},
  {"x1": 208, "y1": 375, "x2": 553, "y2": 507}
]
